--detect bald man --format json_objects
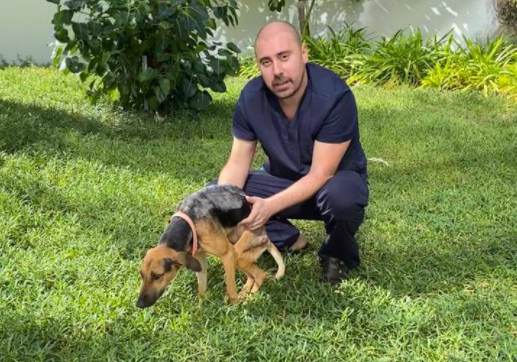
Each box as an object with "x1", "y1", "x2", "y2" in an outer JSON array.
[{"x1": 216, "y1": 22, "x2": 369, "y2": 283}]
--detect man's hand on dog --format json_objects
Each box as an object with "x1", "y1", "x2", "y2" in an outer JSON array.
[{"x1": 239, "y1": 196, "x2": 275, "y2": 230}]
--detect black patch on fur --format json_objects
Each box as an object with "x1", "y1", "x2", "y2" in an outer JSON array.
[
  {"x1": 160, "y1": 217, "x2": 192, "y2": 252},
  {"x1": 211, "y1": 201, "x2": 252, "y2": 228},
  {"x1": 163, "y1": 258, "x2": 173, "y2": 272}
]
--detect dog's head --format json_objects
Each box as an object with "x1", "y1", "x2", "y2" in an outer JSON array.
[{"x1": 136, "y1": 244, "x2": 201, "y2": 308}]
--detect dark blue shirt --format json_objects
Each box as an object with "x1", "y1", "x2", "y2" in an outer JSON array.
[{"x1": 232, "y1": 63, "x2": 367, "y2": 181}]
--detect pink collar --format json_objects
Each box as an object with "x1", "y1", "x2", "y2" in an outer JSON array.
[{"x1": 171, "y1": 211, "x2": 198, "y2": 255}]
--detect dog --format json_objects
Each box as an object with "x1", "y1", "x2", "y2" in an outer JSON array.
[{"x1": 136, "y1": 184, "x2": 285, "y2": 308}]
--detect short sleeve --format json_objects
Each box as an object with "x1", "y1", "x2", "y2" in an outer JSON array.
[
  {"x1": 316, "y1": 87, "x2": 358, "y2": 143},
  {"x1": 231, "y1": 96, "x2": 257, "y2": 141}
]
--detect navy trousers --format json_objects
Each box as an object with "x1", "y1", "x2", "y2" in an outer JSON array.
[{"x1": 219, "y1": 169, "x2": 369, "y2": 268}]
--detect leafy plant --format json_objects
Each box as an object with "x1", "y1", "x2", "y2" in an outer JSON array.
[
  {"x1": 47, "y1": 0, "x2": 241, "y2": 112},
  {"x1": 349, "y1": 29, "x2": 446, "y2": 86},
  {"x1": 422, "y1": 36, "x2": 517, "y2": 96},
  {"x1": 305, "y1": 24, "x2": 373, "y2": 79},
  {"x1": 238, "y1": 56, "x2": 260, "y2": 80}
]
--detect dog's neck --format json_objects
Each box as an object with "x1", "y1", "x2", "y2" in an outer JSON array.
[{"x1": 159, "y1": 217, "x2": 193, "y2": 253}]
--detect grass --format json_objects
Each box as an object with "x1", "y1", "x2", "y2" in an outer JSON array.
[{"x1": 1, "y1": 67, "x2": 517, "y2": 361}]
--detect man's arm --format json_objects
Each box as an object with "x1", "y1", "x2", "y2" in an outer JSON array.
[
  {"x1": 217, "y1": 137, "x2": 257, "y2": 189},
  {"x1": 240, "y1": 140, "x2": 350, "y2": 230}
]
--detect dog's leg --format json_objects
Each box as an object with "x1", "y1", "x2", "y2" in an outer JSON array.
[
  {"x1": 235, "y1": 253, "x2": 257, "y2": 297},
  {"x1": 249, "y1": 265, "x2": 267, "y2": 294},
  {"x1": 238, "y1": 269, "x2": 255, "y2": 298},
  {"x1": 219, "y1": 246, "x2": 239, "y2": 304},
  {"x1": 234, "y1": 247, "x2": 267, "y2": 294},
  {"x1": 266, "y1": 241, "x2": 285, "y2": 279},
  {"x1": 194, "y1": 252, "x2": 207, "y2": 298}
]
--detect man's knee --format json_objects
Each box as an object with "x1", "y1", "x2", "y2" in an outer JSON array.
[{"x1": 322, "y1": 171, "x2": 368, "y2": 220}]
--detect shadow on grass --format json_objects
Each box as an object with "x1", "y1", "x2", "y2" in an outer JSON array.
[{"x1": 0, "y1": 98, "x2": 235, "y2": 182}]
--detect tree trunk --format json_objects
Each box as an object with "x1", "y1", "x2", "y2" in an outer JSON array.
[{"x1": 298, "y1": 0, "x2": 310, "y2": 37}]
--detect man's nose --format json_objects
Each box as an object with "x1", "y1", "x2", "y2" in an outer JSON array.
[{"x1": 272, "y1": 60, "x2": 283, "y2": 76}]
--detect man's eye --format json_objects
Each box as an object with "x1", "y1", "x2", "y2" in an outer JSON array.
[
  {"x1": 262, "y1": 60, "x2": 271, "y2": 67},
  {"x1": 281, "y1": 54, "x2": 289, "y2": 60}
]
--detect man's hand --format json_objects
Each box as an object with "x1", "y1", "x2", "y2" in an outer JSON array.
[{"x1": 239, "y1": 196, "x2": 276, "y2": 230}]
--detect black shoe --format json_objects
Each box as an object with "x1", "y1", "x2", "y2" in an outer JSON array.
[{"x1": 319, "y1": 255, "x2": 349, "y2": 284}]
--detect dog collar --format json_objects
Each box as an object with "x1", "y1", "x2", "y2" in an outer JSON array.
[{"x1": 171, "y1": 211, "x2": 198, "y2": 255}]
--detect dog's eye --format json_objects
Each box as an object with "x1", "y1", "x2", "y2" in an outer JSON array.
[{"x1": 151, "y1": 273, "x2": 162, "y2": 281}]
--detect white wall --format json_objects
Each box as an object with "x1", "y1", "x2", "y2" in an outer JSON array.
[
  {"x1": 216, "y1": 0, "x2": 501, "y2": 53},
  {"x1": 0, "y1": 0, "x2": 57, "y2": 64},
  {"x1": 0, "y1": 0, "x2": 500, "y2": 64}
]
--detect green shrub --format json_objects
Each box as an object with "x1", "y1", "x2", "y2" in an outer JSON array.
[
  {"x1": 238, "y1": 56, "x2": 260, "y2": 80},
  {"x1": 348, "y1": 29, "x2": 449, "y2": 86},
  {"x1": 47, "y1": 0, "x2": 241, "y2": 112},
  {"x1": 304, "y1": 24, "x2": 373, "y2": 79},
  {"x1": 422, "y1": 36, "x2": 517, "y2": 97}
]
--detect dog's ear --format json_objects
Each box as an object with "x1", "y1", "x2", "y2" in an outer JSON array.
[{"x1": 176, "y1": 252, "x2": 202, "y2": 272}]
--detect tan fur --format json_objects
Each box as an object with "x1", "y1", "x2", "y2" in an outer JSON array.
[{"x1": 138, "y1": 219, "x2": 285, "y2": 307}]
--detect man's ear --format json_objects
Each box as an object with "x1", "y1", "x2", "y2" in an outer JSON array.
[
  {"x1": 176, "y1": 252, "x2": 202, "y2": 272},
  {"x1": 301, "y1": 43, "x2": 309, "y2": 63}
]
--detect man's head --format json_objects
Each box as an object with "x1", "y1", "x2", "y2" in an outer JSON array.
[{"x1": 254, "y1": 21, "x2": 308, "y2": 100}]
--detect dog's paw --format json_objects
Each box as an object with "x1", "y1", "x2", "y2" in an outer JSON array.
[
  {"x1": 238, "y1": 288, "x2": 250, "y2": 299},
  {"x1": 228, "y1": 297, "x2": 240, "y2": 305}
]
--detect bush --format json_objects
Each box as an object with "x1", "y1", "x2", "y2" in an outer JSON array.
[
  {"x1": 48, "y1": 0, "x2": 241, "y2": 112},
  {"x1": 238, "y1": 56, "x2": 260, "y2": 80},
  {"x1": 304, "y1": 24, "x2": 373, "y2": 79},
  {"x1": 422, "y1": 36, "x2": 517, "y2": 97},
  {"x1": 348, "y1": 29, "x2": 450, "y2": 86}
]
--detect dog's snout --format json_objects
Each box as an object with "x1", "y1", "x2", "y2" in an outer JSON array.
[{"x1": 136, "y1": 295, "x2": 152, "y2": 308}]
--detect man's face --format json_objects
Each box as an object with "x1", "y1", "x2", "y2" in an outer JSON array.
[{"x1": 255, "y1": 30, "x2": 308, "y2": 100}]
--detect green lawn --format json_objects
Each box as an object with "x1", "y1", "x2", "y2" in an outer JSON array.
[{"x1": 1, "y1": 67, "x2": 516, "y2": 361}]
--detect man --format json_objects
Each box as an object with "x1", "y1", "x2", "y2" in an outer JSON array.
[{"x1": 216, "y1": 21, "x2": 369, "y2": 283}]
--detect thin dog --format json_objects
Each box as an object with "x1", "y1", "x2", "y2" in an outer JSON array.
[{"x1": 136, "y1": 184, "x2": 285, "y2": 307}]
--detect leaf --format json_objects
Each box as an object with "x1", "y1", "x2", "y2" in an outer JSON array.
[
  {"x1": 80, "y1": 71, "x2": 89, "y2": 82},
  {"x1": 65, "y1": 56, "x2": 85, "y2": 73},
  {"x1": 148, "y1": 96, "x2": 159, "y2": 111},
  {"x1": 198, "y1": 72, "x2": 226, "y2": 92},
  {"x1": 209, "y1": 58, "x2": 225, "y2": 75},
  {"x1": 53, "y1": 10, "x2": 74, "y2": 26},
  {"x1": 190, "y1": 1, "x2": 209, "y2": 22},
  {"x1": 154, "y1": 86, "x2": 167, "y2": 103},
  {"x1": 139, "y1": 68, "x2": 158, "y2": 83},
  {"x1": 64, "y1": 0, "x2": 85, "y2": 11},
  {"x1": 160, "y1": 78, "x2": 171, "y2": 96},
  {"x1": 181, "y1": 78, "x2": 197, "y2": 98},
  {"x1": 188, "y1": 90, "x2": 212, "y2": 111},
  {"x1": 103, "y1": 72, "x2": 117, "y2": 90},
  {"x1": 47, "y1": 0, "x2": 61, "y2": 4},
  {"x1": 267, "y1": 0, "x2": 285, "y2": 12},
  {"x1": 52, "y1": 46, "x2": 64, "y2": 68},
  {"x1": 71, "y1": 23, "x2": 89, "y2": 42},
  {"x1": 55, "y1": 28, "x2": 70, "y2": 43},
  {"x1": 197, "y1": 71, "x2": 226, "y2": 93},
  {"x1": 96, "y1": 0, "x2": 110, "y2": 12},
  {"x1": 226, "y1": 42, "x2": 241, "y2": 54}
]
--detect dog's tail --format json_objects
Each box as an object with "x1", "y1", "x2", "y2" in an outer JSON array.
[{"x1": 266, "y1": 242, "x2": 285, "y2": 279}]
